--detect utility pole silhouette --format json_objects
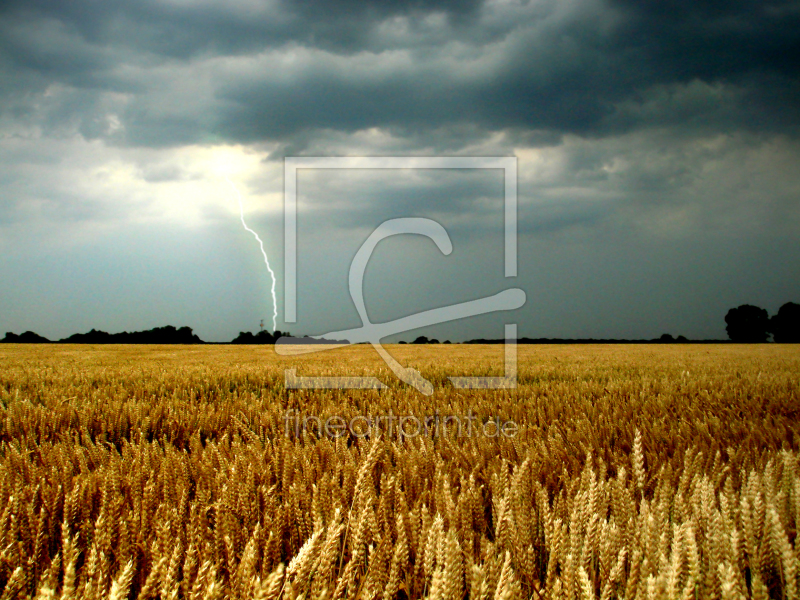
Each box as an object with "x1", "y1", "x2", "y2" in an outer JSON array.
[{"x1": 259, "y1": 319, "x2": 264, "y2": 333}]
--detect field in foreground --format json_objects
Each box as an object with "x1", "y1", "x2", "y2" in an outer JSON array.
[{"x1": 1, "y1": 344, "x2": 799, "y2": 600}]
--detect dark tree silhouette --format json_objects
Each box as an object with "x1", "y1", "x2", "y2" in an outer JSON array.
[
  {"x1": 413, "y1": 336, "x2": 430, "y2": 344},
  {"x1": 231, "y1": 330, "x2": 276, "y2": 344},
  {"x1": 231, "y1": 331, "x2": 255, "y2": 344},
  {"x1": 725, "y1": 305, "x2": 770, "y2": 342},
  {"x1": 60, "y1": 325, "x2": 202, "y2": 344},
  {"x1": 1, "y1": 331, "x2": 50, "y2": 343},
  {"x1": 657, "y1": 334, "x2": 687, "y2": 343},
  {"x1": 770, "y1": 302, "x2": 800, "y2": 343},
  {"x1": 60, "y1": 329, "x2": 114, "y2": 343}
]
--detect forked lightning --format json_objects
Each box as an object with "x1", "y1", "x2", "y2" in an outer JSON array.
[{"x1": 226, "y1": 177, "x2": 278, "y2": 332}]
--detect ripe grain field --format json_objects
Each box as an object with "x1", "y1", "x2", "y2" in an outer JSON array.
[{"x1": 1, "y1": 344, "x2": 799, "y2": 600}]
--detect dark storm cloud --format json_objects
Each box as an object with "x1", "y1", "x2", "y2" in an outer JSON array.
[
  {"x1": 0, "y1": 0, "x2": 798, "y2": 149},
  {"x1": 608, "y1": 0, "x2": 800, "y2": 80},
  {"x1": 208, "y1": 0, "x2": 800, "y2": 143},
  {"x1": 0, "y1": 0, "x2": 484, "y2": 63},
  {"x1": 291, "y1": 167, "x2": 504, "y2": 233}
]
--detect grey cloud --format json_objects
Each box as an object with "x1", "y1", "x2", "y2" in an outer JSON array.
[
  {"x1": 139, "y1": 163, "x2": 195, "y2": 183},
  {"x1": 0, "y1": 185, "x2": 117, "y2": 226},
  {"x1": 0, "y1": 0, "x2": 485, "y2": 63},
  {"x1": 211, "y1": 0, "x2": 800, "y2": 145},
  {"x1": 0, "y1": 0, "x2": 797, "y2": 151},
  {"x1": 294, "y1": 168, "x2": 504, "y2": 232},
  {"x1": 606, "y1": 0, "x2": 800, "y2": 80}
]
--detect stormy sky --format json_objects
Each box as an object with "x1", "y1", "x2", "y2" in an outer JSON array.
[{"x1": 1, "y1": 0, "x2": 798, "y2": 342}]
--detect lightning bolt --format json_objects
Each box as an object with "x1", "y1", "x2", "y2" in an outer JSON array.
[{"x1": 226, "y1": 176, "x2": 278, "y2": 332}]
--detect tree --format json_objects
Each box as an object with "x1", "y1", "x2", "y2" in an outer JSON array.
[
  {"x1": 1, "y1": 331, "x2": 50, "y2": 343},
  {"x1": 231, "y1": 330, "x2": 278, "y2": 344},
  {"x1": 724, "y1": 304, "x2": 770, "y2": 342},
  {"x1": 770, "y1": 302, "x2": 800, "y2": 343}
]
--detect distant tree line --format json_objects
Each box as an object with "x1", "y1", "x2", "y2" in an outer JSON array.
[
  {"x1": 1, "y1": 331, "x2": 51, "y2": 343},
  {"x1": 2, "y1": 302, "x2": 798, "y2": 344},
  {"x1": 230, "y1": 330, "x2": 283, "y2": 344},
  {"x1": 0, "y1": 326, "x2": 348, "y2": 345},
  {"x1": 229, "y1": 331, "x2": 347, "y2": 345},
  {"x1": 404, "y1": 336, "x2": 451, "y2": 344},
  {"x1": 1, "y1": 325, "x2": 201, "y2": 344}
]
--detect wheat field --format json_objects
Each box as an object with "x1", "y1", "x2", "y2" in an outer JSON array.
[{"x1": 1, "y1": 343, "x2": 799, "y2": 600}]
